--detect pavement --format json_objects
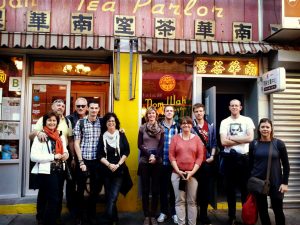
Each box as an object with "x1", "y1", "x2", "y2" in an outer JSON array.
[{"x1": 0, "y1": 204, "x2": 300, "y2": 225}]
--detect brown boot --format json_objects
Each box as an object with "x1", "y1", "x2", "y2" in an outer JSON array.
[
  {"x1": 150, "y1": 217, "x2": 158, "y2": 225},
  {"x1": 143, "y1": 217, "x2": 150, "y2": 225}
]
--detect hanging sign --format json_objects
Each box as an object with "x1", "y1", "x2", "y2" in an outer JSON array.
[{"x1": 262, "y1": 67, "x2": 286, "y2": 94}]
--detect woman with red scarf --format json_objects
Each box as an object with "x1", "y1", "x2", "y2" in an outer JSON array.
[{"x1": 31, "y1": 111, "x2": 69, "y2": 225}]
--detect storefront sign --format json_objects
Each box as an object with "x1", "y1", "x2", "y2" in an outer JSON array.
[
  {"x1": 282, "y1": 0, "x2": 300, "y2": 28},
  {"x1": 195, "y1": 58, "x2": 258, "y2": 76},
  {"x1": 262, "y1": 67, "x2": 286, "y2": 94},
  {"x1": 9, "y1": 77, "x2": 21, "y2": 91}
]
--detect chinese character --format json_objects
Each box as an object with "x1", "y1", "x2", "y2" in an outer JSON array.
[
  {"x1": 0, "y1": 9, "x2": 6, "y2": 30},
  {"x1": 195, "y1": 60, "x2": 208, "y2": 74},
  {"x1": 211, "y1": 61, "x2": 225, "y2": 74},
  {"x1": 245, "y1": 62, "x2": 257, "y2": 76},
  {"x1": 155, "y1": 18, "x2": 176, "y2": 39},
  {"x1": 233, "y1": 22, "x2": 252, "y2": 42},
  {"x1": 27, "y1": 11, "x2": 50, "y2": 32},
  {"x1": 114, "y1": 15, "x2": 135, "y2": 36},
  {"x1": 195, "y1": 20, "x2": 215, "y2": 40},
  {"x1": 71, "y1": 13, "x2": 93, "y2": 34},
  {"x1": 228, "y1": 60, "x2": 241, "y2": 75}
]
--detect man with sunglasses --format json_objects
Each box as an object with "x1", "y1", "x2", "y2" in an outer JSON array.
[
  {"x1": 29, "y1": 98, "x2": 73, "y2": 225},
  {"x1": 66, "y1": 97, "x2": 88, "y2": 224}
]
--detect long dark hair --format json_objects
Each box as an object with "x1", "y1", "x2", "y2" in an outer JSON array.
[
  {"x1": 257, "y1": 118, "x2": 273, "y2": 140},
  {"x1": 101, "y1": 112, "x2": 120, "y2": 133}
]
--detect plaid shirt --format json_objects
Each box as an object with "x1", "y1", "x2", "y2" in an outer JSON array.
[
  {"x1": 161, "y1": 120, "x2": 179, "y2": 165},
  {"x1": 73, "y1": 117, "x2": 101, "y2": 160}
]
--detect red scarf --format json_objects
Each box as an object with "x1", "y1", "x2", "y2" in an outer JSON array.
[{"x1": 43, "y1": 126, "x2": 64, "y2": 155}]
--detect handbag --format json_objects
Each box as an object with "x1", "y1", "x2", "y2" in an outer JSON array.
[
  {"x1": 64, "y1": 161, "x2": 72, "y2": 181},
  {"x1": 247, "y1": 141, "x2": 273, "y2": 195},
  {"x1": 242, "y1": 193, "x2": 258, "y2": 225}
]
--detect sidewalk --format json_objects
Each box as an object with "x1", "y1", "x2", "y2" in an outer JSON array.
[{"x1": 0, "y1": 206, "x2": 299, "y2": 225}]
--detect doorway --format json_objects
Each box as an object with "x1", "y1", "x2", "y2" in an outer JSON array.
[{"x1": 25, "y1": 78, "x2": 110, "y2": 195}]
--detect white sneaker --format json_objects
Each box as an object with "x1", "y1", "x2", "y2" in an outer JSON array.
[
  {"x1": 172, "y1": 215, "x2": 178, "y2": 224},
  {"x1": 157, "y1": 213, "x2": 167, "y2": 223}
]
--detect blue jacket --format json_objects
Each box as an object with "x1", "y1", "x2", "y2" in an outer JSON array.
[{"x1": 192, "y1": 120, "x2": 217, "y2": 158}]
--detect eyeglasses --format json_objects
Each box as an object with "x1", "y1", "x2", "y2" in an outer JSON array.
[
  {"x1": 107, "y1": 120, "x2": 115, "y2": 123},
  {"x1": 76, "y1": 105, "x2": 86, "y2": 108},
  {"x1": 53, "y1": 99, "x2": 65, "y2": 104}
]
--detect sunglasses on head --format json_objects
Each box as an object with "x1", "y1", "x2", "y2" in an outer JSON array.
[
  {"x1": 53, "y1": 99, "x2": 65, "y2": 104},
  {"x1": 76, "y1": 105, "x2": 86, "y2": 108}
]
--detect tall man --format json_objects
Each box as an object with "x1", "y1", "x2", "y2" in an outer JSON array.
[
  {"x1": 29, "y1": 99, "x2": 73, "y2": 225},
  {"x1": 65, "y1": 97, "x2": 88, "y2": 223},
  {"x1": 219, "y1": 99, "x2": 255, "y2": 225},
  {"x1": 74, "y1": 100, "x2": 102, "y2": 225},
  {"x1": 192, "y1": 103, "x2": 217, "y2": 225},
  {"x1": 157, "y1": 105, "x2": 179, "y2": 224}
]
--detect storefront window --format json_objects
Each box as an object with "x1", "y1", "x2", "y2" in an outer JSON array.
[
  {"x1": 0, "y1": 56, "x2": 23, "y2": 160},
  {"x1": 142, "y1": 58, "x2": 193, "y2": 122}
]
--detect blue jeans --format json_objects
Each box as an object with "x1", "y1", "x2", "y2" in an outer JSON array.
[{"x1": 104, "y1": 175, "x2": 123, "y2": 222}]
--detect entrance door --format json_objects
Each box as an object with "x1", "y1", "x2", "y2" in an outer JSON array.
[
  {"x1": 203, "y1": 86, "x2": 218, "y2": 209},
  {"x1": 25, "y1": 79, "x2": 71, "y2": 195}
]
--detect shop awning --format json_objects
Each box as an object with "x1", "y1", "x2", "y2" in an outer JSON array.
[
  {"x1": 0, "y1": 32, "x2": 114, "y2": 50},
  {"x1": 138, "y1": 37, "x2": 286, "y2": 55}
]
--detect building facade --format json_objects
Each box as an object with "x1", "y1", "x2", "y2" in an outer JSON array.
[{"x1": 0, "y1": 0, "x2": 299, "y2": 210}]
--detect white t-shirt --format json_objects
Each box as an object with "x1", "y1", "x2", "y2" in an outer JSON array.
[{"x1": 219, "y1": 115, "x2": 255, "y2": 154}]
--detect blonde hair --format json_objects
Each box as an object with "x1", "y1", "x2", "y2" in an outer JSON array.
[{"x1": 145, "y1": 106, "x2": 159, "y2": 122}]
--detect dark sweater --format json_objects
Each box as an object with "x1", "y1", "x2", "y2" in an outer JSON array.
[
  {"x1": 249, "y1": 138, "x2": 290, "y2": 198},
  {"x1": 138, "y1": 124, "x2": 164, "y2": 159}
]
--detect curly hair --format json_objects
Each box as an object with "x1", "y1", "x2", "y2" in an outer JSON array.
[{"x1": 101, "y1": 112, "x2": 121, "y2": 133}]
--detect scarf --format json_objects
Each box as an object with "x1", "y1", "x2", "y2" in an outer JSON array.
[
  {"x1": 103, "y1": 130, "x2": 120, "y2": 158},
  {"x1": 43, "y1": 126, "x2": 64, "y2": 154},
  {"x1": 146, "y1": 121, "x2": 163, "y2": 137}
]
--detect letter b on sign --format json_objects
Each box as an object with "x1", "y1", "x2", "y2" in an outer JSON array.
[{"x1": 9, "y1": 77, "x2": 22, "y2": 91}]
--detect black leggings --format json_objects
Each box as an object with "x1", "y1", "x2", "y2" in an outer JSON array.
[
  {"x1": 256, "y1": 193, "x2": 285, "y2": 225},
  {"x1": 139, "y1": 161, "x2": 161, "y2": 217}
]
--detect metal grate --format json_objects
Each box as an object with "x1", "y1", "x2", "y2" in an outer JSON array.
[{"x1": 271, "y1": 73, "x2": 300, "y2": 208}]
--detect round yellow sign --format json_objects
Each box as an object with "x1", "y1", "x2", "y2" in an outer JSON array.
[{"x1": 159, "y1": 75, "x2": 176, "y2": 92}]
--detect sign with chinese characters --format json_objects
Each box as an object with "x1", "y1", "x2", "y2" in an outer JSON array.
[
  {"x1": 233, "y1": 22, "x2": 252, "y2": 42},
  {"x1": 195, "y1": 58, "x2": 258, "y2": 76},
  {"x1": 155, "y1": 18, "x2": 176, "y2": 39},
  {"x1": 0, "y1": 9, "x2": 5, "y2": 31},
  {"x1": 71, "y1": 13, "x2": 93, "y2": 34},
  {"x1": 262, "y1": 67, "x2": 286, "y2": 94},
  {"x1": 114, "y1": 15, "x2": 135, "y2": 36},
  {"x1": 282, "y1": 0, "x2": 300, "y2": 28},
  {"x1": 27, "y1": 11, "x2": 50, "y2": 32},
  {"x1": 195, "y1": 20, "x2": 215, "y2": 40}
]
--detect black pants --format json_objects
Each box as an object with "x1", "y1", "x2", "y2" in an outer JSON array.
[
  {"x1": 139, "y1": 161, "x2": 161, "y2": 217},
  {"x1": 256, "y1": 193, "x2": 285, "y2": 225},
  {"x1": 197, "y1": 162, "x2": 214, "y2": 220},
  {"x1": 159, "y1": 165, "x2": 175, "y2": 216},
  {"x1": 65, "y1": 158, "x2": 79, "y2": 217},
  {"x1": 223, "y1": 152, "x2": 249, "y2": 219},
  {"x1": 77, "y1": 159, "x2": 103, "y2": 218},
  {"x1": 36, "y1": 172, "x2": 64, "y2": 225}
]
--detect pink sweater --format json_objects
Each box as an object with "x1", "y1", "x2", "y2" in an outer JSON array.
[{"x1": 169, "y1": 134, "x2": 204, "y2": 172}]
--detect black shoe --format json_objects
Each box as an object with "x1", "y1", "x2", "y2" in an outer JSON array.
[
  {"x1": 227, "y1": 218, "x2": 236, "y2": 225},
  {"x1": 200, "y1": 216, "x2": 212, "y2": 225}
]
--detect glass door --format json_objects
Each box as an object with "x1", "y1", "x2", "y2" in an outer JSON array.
[{"x1": 25, "y1": 79, "x2": 71, "y2": 195}]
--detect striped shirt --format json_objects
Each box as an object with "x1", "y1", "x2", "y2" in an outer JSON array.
[
  {"x1": 161, "y1": 120, "x2": 179, "y2": 165},
  {"x1": 73, "y1": 117, "x2": 101, "y2": 160}
]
